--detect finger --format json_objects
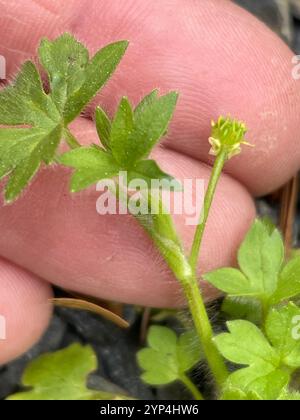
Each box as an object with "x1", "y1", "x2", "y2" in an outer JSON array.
[
  {"x1": 0, "y1": 258, "x2": 52, "y2": 365},
  {"x1": 0, "y1": 0, "x2": 299, "y2": 195},
  {"x1": 0, "y1": 119, "x2": 255, "y2": 308}
]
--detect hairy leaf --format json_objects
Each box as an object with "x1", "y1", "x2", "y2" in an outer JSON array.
[
  {"x1": 95, "y1": 106, "x2": 112, "y2": 150},
  {"x1": 0, "y1": 33, "x2": 127, "y2": 202},
  {"x1": 60, "y1": 147, "x2": 120, "y2": 192},
  {"x1": 110, "y1": 92, "x2": 178, "y2": 167}
]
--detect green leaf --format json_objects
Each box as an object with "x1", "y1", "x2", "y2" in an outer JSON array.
[
  {"x1": 7, "y1": 344, "x2": 129, "y2": 400},
  {"x1": 128, "y1": 159, "x2": 182, "y2": 191},
  {"x1": 0, "y1": 62, "x2": 62, "y2": 202},
  {"x1": 110, "y1": 97, "x2": 135, "y2": 165},
  {"x1": 95, "y1": 106, "x2": 112, "y2": 150},
  {"x1": 57, "y1": 38, "x2": 128, "y2": 123},
  {"x1": 0, "y1": 33, "x2": 127, "y2": 202},
  {"x1": 0, "y1": 61, "x2": 60, "y2": 127},
  {"x1": 221, "y1": 387, "x2": 262, "y2": 401},
  {"x1": 61, "y1": 92, "x2": 180, "y2": 197},
  {"x1": 137, "y1": 326, "x2": 202, "y2": 386},
  {"x1": 204, "y1": 219, "x2": 284, "y2": 300},
  {"x1": 60, "y1": 147, "x2": 120, "y2": 192},
  {"x1": 38, "y1": 33, "x2": 89, "y2": 115},
  {"x1": 134, "y1": 89, "x2": 159, "y2": 115},
  {"x1": 265, "y1": 303, "x2": 300, "y2": 369},
  {"x1": 221, "y1": 370, "x2": 289, "y2": 401},
  {"x1": 278, "y1": 390, "x2": 300, "y2": 400},
  {"x1": 221, "y1": 296, "x2": 262, "y2": 325},
  {"x1": 271, "y1": 257, "x2": 300, "y2": 304},
  {"x1": 237, "y1": 219, "x2": 284, "y2": 297},
  {"x1": 215, "y1": 320, "x2": 279, "y2": 366},
  {"x1": 110, "y1": 92, "x2": 178, "y2": 167},
  {"x1": 214, "y1": 320, "x2": 280, "y2": 389},
  {"x1": 246, "y1": 370, "x2": 289, "y2": 400},
  {"x1": 203, "y1": 268, "x2": 256, "y2": 296}
]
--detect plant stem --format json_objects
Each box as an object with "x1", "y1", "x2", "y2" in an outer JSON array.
[
  {"x1": 182, "y1": 274, "x2": 228, "y2": 388},
  {"x1": 185, "y1": 149, "x2": 229, "y2": 389},
  {"x1": 64, "y1": 128, "x2": 81, "y2": 149},
  {"x1": 116, "y1": 172, "x2": 229, "y2": 390},
  {"x1": 180, "y1": 373, "x2": 204, "y2": 401},
  {"x1": 189, "y1": 150, "x2": 227, "y2": 273}
]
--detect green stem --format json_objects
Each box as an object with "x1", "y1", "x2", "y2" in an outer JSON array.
[
  {"x1": 189, "y1": 150, "x2": 227, "y2": 273},
  {"x1": 182, "y1": 274, "x2": 228, "y2": 388},
  {"x1": 185, "y1": 149, "x2": 229, "y2": 389},
  {"x1": 115, "y1": 178, "x2": 229, "y2": 390},
  {"x1": 180, "y1": 373, "x2": 204, "y2": 401},
  {"x1": 64, "y1": 128, "x2": 81, "y2": 149}
]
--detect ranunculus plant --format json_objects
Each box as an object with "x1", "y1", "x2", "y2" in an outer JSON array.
[{"x1": 1, "y1": 34, "x2": 300, "y2": 401}]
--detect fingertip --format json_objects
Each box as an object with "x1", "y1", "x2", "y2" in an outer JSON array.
[{"x1": 0, "y1": 259, "x2": 53, "y2": 365}]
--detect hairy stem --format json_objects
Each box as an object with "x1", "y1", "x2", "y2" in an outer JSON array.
[
  {"x1": 182, "y1": 274, "x2": 228, "y2": 388},
  {"x1": 180, "y1": 373, "x2": 204, "y2": 401},
  {"x1": 189, "y1": 150, "x2": 227, "y2": 272},
  {"x1": 115, "y1": 182, "x2": 229, "y2": 390}
]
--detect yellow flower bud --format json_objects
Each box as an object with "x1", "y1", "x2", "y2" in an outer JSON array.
[{"x1": 209, "y1": 116, "x2": 252, "y2": 159}]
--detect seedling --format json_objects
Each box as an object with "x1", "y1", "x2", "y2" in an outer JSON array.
[{"x1": 1, "y1": 33, "x2": 300, "y2": 401}]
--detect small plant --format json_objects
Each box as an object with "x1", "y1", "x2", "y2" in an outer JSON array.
[
  {"x1": 137, "y1": 326, "x2": 203, "y2": 400},
  {"x1": 1, "y1": 33, "x2": 300, "y2": 401}
]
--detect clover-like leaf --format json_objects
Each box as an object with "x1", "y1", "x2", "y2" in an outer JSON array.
[
  {"x1": 7, "y1": 344, "x2": 130, "y2": 400},
  {"x1": 0, "y1": 33, "x2": 128, "y2": 202},
  {"x1": 203, "y1": 219, "x2": 284, "y2": 301},
  {"x1": 137, "y1": 326, "x2": 202, "y2": 386}
]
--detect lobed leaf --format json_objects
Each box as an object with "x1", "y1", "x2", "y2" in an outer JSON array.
[
  {"x1": 59, "y1": 147, "x2": 120, "y2": 192},
  {"x1": 270, "y1": 257, "x2": 300, "y2": 304},
  {"x1": 265, "y1": 303, "x2": 300, "y2": 369},
  {"x1": 0, "y1": 33, "x2": 127, "y2": 202},
  {"x1": 110, "y1": 91, "x2": 178, "y2": 167},
  {"x1": 95, "y1": 106, "x2": 112, "y2": 150},
  {"x1": 137, "y1": 326, "x2": 202, "y2": 386},
  {"x1": 7, "y1": 344, "x2": 130, "y2": 400},
  {"x1": 204, "y1": 219, "x2": 284, "y2": 301}
]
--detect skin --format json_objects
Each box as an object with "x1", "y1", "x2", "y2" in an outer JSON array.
[{"x1": 0, "y1": 0, "x2": 299, "y2": 364}]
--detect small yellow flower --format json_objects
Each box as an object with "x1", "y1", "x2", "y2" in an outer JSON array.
[{"x1": 209, "y1": 116, "x2": 252, "y2": 159}]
